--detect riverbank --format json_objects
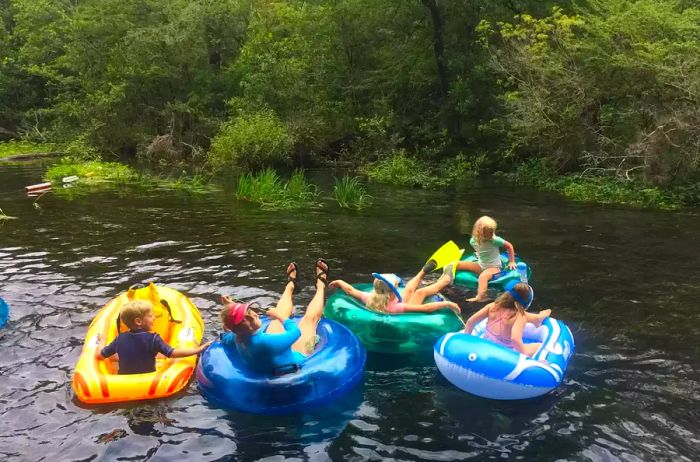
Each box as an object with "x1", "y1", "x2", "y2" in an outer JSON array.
[{"x1": 0, "y1": 141, "x2": 63, "y2": 161}]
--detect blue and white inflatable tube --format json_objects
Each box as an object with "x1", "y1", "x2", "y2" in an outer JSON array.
[
  {"x1": 196, "y1": 316, "x2": 366, "y2": 414},
  {"x1": 434, "y1": 317, "x2": 574, "y2": 400}
]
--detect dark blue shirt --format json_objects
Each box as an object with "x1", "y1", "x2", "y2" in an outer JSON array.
[{"x1": 101, "y1": 329, "x2": 174, "y2": 375}]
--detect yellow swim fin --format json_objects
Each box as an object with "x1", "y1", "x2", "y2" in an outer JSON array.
[{"x1": 425, "y1": 240, "x2": 463, "y2": 271}]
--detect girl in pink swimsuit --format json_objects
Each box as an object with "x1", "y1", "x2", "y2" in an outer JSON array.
[
  {"x1": 463, "y1": 282, "x2": 551, "y2": 357},
  {"x1": 329, "y1": 264, "x2": 460, "y2": 315}
]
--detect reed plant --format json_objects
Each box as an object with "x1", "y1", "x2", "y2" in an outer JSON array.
[
  {"x1": 235, "y1": 168, "x2": 318, "y2": 209},
  {"x1": 334, "y1": 176, "x2": 373, "y2": 210}
]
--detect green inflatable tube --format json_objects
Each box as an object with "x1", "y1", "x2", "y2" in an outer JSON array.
[
  {"x1": 454, "y1": 252, "x2": 532, "y2": 291},
  {"x1": 324, "y1": 283, "x2": 463, "y2": 354}
]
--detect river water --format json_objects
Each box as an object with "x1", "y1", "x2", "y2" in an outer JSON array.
[{"x1": 0, "y1": 162, "x2": 698, "y2": 461}]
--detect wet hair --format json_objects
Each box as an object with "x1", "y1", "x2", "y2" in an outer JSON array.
[
  {"x1": 120, "y1": 300, "x2": 153, "y2": 329},
  {"x1": 493, "y1": 283, "x2": 531, "y2": 318},
  {"x1": 366, "y1": 278, "x2": 393, "y2": 312},
  {"x1": 472, "y1": 216, "x2": 497, "y2": 245}
]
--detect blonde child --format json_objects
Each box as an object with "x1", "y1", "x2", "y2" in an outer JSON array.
[
  {"x1": 458, "y1": 216, "x2": 517, "y2": 302},
  {"x1": 96, "y1": 300, "x2": 211, "y2": 375},
  {"x1": 329, "y1": 263, "x2": 460, "y2": 315},
  {"x1": 463, "y1": 282, "x2": 551, "y2": 358}
]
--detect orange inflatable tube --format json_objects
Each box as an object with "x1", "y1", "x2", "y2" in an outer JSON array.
[{"x1": 72, "y1": 283, "x2": 204, "y2": 404}]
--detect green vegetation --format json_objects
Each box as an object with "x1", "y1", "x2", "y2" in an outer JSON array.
[
  {"x1": 508, "y1": 159, "x2": 699, "y2": 209},
  {"x1": 235, "y1": 169, "x2": 318, "y2": 210},
  {"x1": 0, "y1": 208, "x2": 17, "y2": 220},
  {"x1": 44, "y1": 160, "x2": 216, "y2": 195},
  {"x1": 334, "y1": 176, "x2": 373, "y2": 210},
  {"x1": 0, "y1": 141, "x2": 61, "y2": 159},
  {"x1": 208, "y1": 111, "x2": 296, "y2": 171},
  {"x1": 45, "y1": 160, "x2": 135, "y2": 184},
  {"x1": 359, "y1": 151, "x2": 444, "y2": 188},
  {"x1": 1, "y1": 0, "x2": 698, "y2": 207}
]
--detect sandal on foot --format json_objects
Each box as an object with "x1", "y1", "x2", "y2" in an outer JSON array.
[
  {"x1": 315, "y1": 258, "x2": 329, "y2": 287},
  {"x1": 442, "y1": 262, "x2": 456, "y2": 284},
  {"x1": 287, "y1": 262, "x2": 299, "y2": 294}
]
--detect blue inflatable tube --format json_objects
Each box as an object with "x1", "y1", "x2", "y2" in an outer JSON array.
[
  {"x1": 196, "y1": 316, "x2": 366, "y2": 414},
  {"x1": 0, "y1": 297, "x2": 8, "y2": 328},
  {"x1": 434, "y1": 317, "x2": 574, "y2": 400}
]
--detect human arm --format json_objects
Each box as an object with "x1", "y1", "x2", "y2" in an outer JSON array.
[
  {"x1": 328, "y1": 279, "x2": 366, "y2": 301},
  {"x1": 502, "y1": 239, "x2": 516, "y2": 270},
  {"x1": 258, "y1": 308, "x2": 302, "y2": 354},
  {"x1": 95, "y1": 333, "x2": 116, "y2": 360},
  {"x1": 170, "y1": 341, "x2": 213, "y2": 358},
  {"x1": 463, "y1": 304, "x2": 492, "y2": 334}
]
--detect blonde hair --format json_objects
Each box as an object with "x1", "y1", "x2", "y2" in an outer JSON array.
[
  {"x1": 120, "y1": 300, "x2": 153, "y2": 329},
  {"x1": 492, "y1": 283, "x2": 530, "y2": 318},
  {"x1": 472, "y1": 216, "x2": 497, "y2": 245},
  {"x1": 365, "y1": 279, "x2": 393, "y2": 312}
]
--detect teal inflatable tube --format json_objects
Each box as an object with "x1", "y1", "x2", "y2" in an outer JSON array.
[
  {"x1": 324, "y1": 283, "x2": 463, "y2": 354},
  {"x1": 454, "y1": 252, "x2": 532, "y2": 291},
  {"x1": 0, "y1": 297, "x2": 8, "y2": 328}
]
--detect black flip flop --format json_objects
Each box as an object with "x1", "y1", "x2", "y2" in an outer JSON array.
[
  {"x1": 287, "y1": 262, "x2": 299, "y2": 293},
  {"x1": 315, "y1": 258, "x2": 329, "y2": 287}
]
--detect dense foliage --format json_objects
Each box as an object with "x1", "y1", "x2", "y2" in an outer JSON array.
[{"x1": 1, "y1": 0, "x2": 698, "y2": 202}]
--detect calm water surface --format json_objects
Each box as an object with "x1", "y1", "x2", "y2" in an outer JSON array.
[{"x1": 0, "y1": 163, "x2": 698, "y2": 461}]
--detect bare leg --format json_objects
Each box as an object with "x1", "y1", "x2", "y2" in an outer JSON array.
[
  {"x1": 457, "y1": 260, "x2": 482, "y2": 273},
  {"x1": 467, "y1": 267, "x2": 500, "y2": 302},
  {"x1": 406, "y1": 272, "x2": 451, "y2": 305},
  {"x1": 400, "y1": 269, "x2": 427, "y2": 301},
  {"x1": 523, "y1": 342, "x2": 543, "y2": 358},
  {"x1": 292, "y1": 259, "x2": 328, "y2": 355},
  {"x1": 266, "y1": 263, "x2": 297, "y2": 334}
]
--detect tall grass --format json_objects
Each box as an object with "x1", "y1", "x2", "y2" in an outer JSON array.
[
  {"x1": 334, "y1": 176, "x2": 373, "y2": 210},
  {"x1": 235, "y1": 168, "x2": 318, "y2": 209}
]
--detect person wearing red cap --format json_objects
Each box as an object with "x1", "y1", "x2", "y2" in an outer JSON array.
[{"x1": 218, "y1": 259, "x2": 329, "y2": 373}]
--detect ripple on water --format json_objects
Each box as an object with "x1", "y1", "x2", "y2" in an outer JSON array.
[{"x1": 1, "y1": 165, "x2": 700, "y2": 461}]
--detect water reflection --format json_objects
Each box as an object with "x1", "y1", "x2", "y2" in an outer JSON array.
[{"x1": 0, "y1": 163, "x2": 699, "y2": 461}]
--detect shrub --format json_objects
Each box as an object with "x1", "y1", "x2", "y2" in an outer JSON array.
[
  {"x1": 208, "y1": 111, "x2": 296, "y2": 170},
  {"x1": 359, "y1": 149, "x2": 448, "y2": 188}
]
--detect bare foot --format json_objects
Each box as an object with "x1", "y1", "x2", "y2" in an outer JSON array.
[
  {"x1": 466, "y1": 295, "x2": 490, "y2": 303},
  {"x1": 532, "y1": 309, "x2": 551, "y2": 326}
]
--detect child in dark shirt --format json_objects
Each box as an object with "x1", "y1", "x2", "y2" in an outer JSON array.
[{"x1": 96, "y1": 300, "x2": 210, "y2": 374}]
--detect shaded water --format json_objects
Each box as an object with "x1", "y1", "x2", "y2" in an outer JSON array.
[{"x1": 0, "y1": 163, "x2": 698, "y2": 461}]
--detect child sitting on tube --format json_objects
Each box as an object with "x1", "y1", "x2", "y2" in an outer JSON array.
[{"x1": 96, "y1": 300, "x2": 211, "y2": 375}]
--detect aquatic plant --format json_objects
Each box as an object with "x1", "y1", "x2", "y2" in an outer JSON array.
[
  {"x1": 0, "y1": 141, "x2": 61, "y2": 159},
  {"x1": 235, "y1": 168, "x2": 318, "y2": 209},
  {"x1": 0, "y1": 208, "x2": 17, "y2": 220},
  {"x1": 506, "y1": 158, "x2": 693, "y2": 210},
  {"x1": 167, "y1": 172, "x2": 214, "y2": 195},
  {"x1": 359, "y1": 150, "x2": 448, "y2": 188},
  {"x1": 333, "y1": 176, "x2": 373, "y2": 210},
  {"x1": 45, "y1": 160, "x2": 136, "y2": 184}
]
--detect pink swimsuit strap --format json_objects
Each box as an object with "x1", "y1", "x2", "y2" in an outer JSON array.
[{"x1": 485, "y1": 311, "x2": 513, "y2": 347}]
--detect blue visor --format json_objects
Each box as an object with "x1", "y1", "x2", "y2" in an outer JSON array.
[
  {"x1": 504, "y1": 280, "x2": 534, "y2": 309},
  {"x1": 371, "y1": 273, "x2": 403, "y2": 302}
]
